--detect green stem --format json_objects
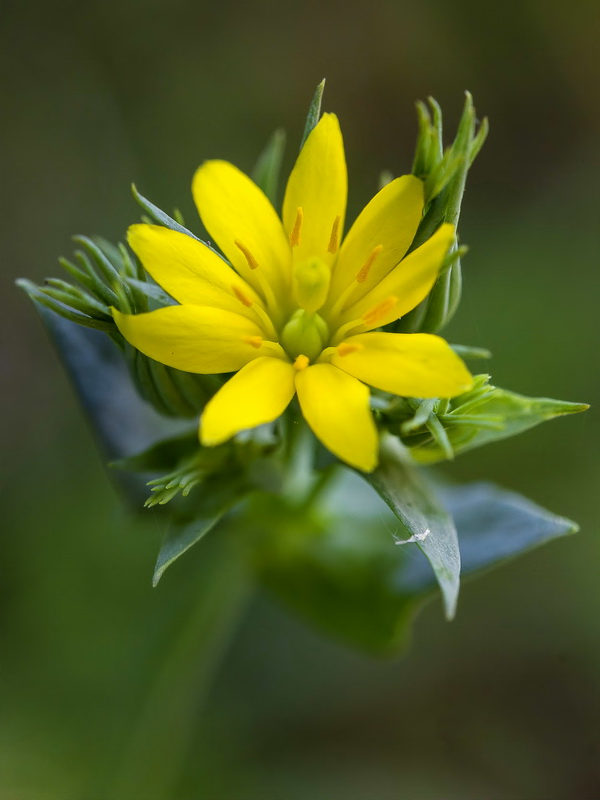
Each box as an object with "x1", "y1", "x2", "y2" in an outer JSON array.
[
  {"x1": 109, "y1": 540, "x2": 251, "y2": 798},
  {"x1": 304, "y1": 464, "x2": 339, "y2": 509}
]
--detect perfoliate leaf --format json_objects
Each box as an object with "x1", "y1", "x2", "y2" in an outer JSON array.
[
  {"x1": 33, "y1": 307, "x2": 187, "y2": 506},
  {"x1": 442, "y1": 481, "x2": 578, "y2": 574},
  {"x1": 249, "y1": 471, "x2": 578, "y2": 655},
  {"x1": 366, "y1": 436, "x2": 461, "y2": 618}
]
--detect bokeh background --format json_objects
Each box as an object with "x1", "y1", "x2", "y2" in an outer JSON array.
[{"x1": 1, "y1": 0, "x2": 599, "y2": 797}]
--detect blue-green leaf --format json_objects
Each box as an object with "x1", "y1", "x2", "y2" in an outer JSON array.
[
  {"x1": 366, "y1": 436, "x2": 460, "y2": 618},
  {"x1": 251, "y1": 471, "x2": 578, "y2": 655},
  {"x1": 34, "y1": 307, "x2": 184, "y2": 505}
]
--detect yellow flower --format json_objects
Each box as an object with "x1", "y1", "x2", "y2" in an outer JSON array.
[{"x1": 113, "y1": 114, "x2": 473, "y2": 472}]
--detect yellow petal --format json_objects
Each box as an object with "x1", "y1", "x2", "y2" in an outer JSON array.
[
  {"x1": 112, "y1": 305, "x2": 285, "y2": 374},
  {"x1": 340, "y1": 223, "x2": 455, "y2": 332},
  {"x1": 331, "y1": 332, "x2": 473, "y2": 397},
  {"x1": 201, "y1": 357, "x2": 296, "y2": 446},
  {"x1": 329, "y1": 175, "x2": 424, "y2": 307},
  {"x1": 127, "y1": 224, "x2": 264, "y2": 321},
  {"x1": 282, "y1": 113, "x2": 347, "y2": 266},
  {"x1": 295, "y1": 363, "x2": 378, "y2": 472},
  {"x1": 192, "y1": 160, "x2": 291, "y2": 301}
]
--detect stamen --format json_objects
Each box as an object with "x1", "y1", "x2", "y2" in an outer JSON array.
[
  {"x1": 232, "y1": 284, "x2": 253, "y2": 307},
  {"x1": 234, "y1": 240, "x2": 259, "y2": 270},
  {"x1": 235, "y1": 241, "x2": 279, "y2": 320},
  {"x1": 251, "y1": 304, "x2": 279, "y2": 341},
  {"x1": 356, "y1": 245, "x2": 383, "y2": 283},
  {"x1": 327, "y1": 215, "x2": 341, "y2": 254},
  {"x1": 294, "y1": 354, "x2": 310, "y2": 371},
  {"x1": 242, "y1": 335, "x2": 263, "y2": 349},
  {"x1": 362, "y1": 296, "x2": 398, "y2": 326},
  {"x1": 331, "y1": 318, "x2": 364, "y2": 345},
  {"x1": 289, "y1": 207, "x2": 303, "y2": 247},
  {"x1": 336, "y1": 343, "x2": 364, "y2": 357}
]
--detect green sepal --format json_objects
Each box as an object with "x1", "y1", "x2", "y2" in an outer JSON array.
[
  {"x1": 16, "y1": 278, "x2": 117, "y2": 333},
  {"x1": 143, "y1": 446, "x2": 233, "y2": 508},
  {"x1": 300, "y1": 79, "x2": 325, "y2": 149},
  {"x1": 397, "y1": 93, "x2": 488, "y2": 334},
  {"x1": 15, "y1": 227, "x2": 156, "y2": 337},
  {"x1": 252, "y1": 128, "x2": 286, "y2": 205},
  {"x1": 131, "y1": 183, "x2": 231, "y2": 266},
  {"x1": 152, "y1": 474, "x2": 250, "y2": 586},
  {"x1": 124, "y1": 277, "x2": 175, "y2": 308},
  {"x1": 365, "y1": 435, "x2": 461, "y2": 619},
  {"x1": 393, "y1": 375, "x2": 589, "y2": 464},
  {"x1": 131, "y1": 183, "x2": 201, "y2": 241},
  {"x1": 125, "y1": 345, "x2": 221, "y2": 418}
]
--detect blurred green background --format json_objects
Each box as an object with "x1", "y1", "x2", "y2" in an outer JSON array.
[{"x1": 2, "y1": 0, "x2": 599, "y2": 797}]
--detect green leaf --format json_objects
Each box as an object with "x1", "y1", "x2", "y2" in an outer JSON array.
[
  {"x1": 153, "y1": 476, "x2": 249, "y2": 586},
  {"x1": 31, "y1": 307, "x2": 184, "y2": 506},
  {"x1": 111, "y1": 430, "x2": 199, "y2": 473},
  {"x1": 407, "y1": 380, "x2": 589, "y2": 464},
  {"x1": 250, "y1": 471, "x2": 578, "y2": 655},
  {"x1": 366, "y1": 436, "x2": 460, "y2": 618},
  {"x1": 442, "y1": 481, "x2": 578, "y2": 575},
  {"x1": 252, "y1": 128, "x2": 286, "y2": 205},
  {"x1": 300, "y1": 78, "x2": 325, "y2": 149}
]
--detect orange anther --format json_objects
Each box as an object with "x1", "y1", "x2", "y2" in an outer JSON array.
[
  {"x1": 232, "y1": 285, "x2": 253, "y2": 307},
  {"x1": 293, "y1": 354, "x2": 310, "y2": 371},
  {"x1": 235, "y1": 240, "x2": 259, "y2": 270},
  {"x1": 289, "y1": 207, "x2": 304, "y2": 247},
  {"x1": 327, "y1": 215, "x2": 341, "y2": 254},
  {"x1": 356, "y1": 245, "x2": 383, "y2": 284},
  {"x1": 336, "y1": 343, "x2": 363, "y2": 357},
  {"x1": 242, "y1": 335, "x2": 263, "y2": 349},
  {"x1": 362, "y1": 296, "x2": 398, "y2": 326}
]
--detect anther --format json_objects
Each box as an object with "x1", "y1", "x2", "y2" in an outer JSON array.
[
  {"x1": 289, "y1": 207, "x2": 303, "y2": 247},
  {"x1": 336, "y1": 343, "x2": 363, "y2": 357},
  {"x1": 327, "y1": 215, "x2": 341, "y2": 254},
  {"x1": 356, "y1": 245, "x2": 383, "y2": 284},
  {"x1": 294, "y1": 354, "x2": 310, "y2": 371},
  {"x1": 232, "y1": 285, "x2": 253, "y2": 307},
  {"x1": 234, "y1": 240, "x2": 259, "y2": 270},
  {"x1": 242, "y1": 335, "x2": 263, "y2": 349},
  {"x1": 362, "y1": 296, "x2": 398, "y2": 326}
]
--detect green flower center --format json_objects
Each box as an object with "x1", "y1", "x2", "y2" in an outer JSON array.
[{"x1": 281, "y1": 309, "x2": 330, "y2": 361}]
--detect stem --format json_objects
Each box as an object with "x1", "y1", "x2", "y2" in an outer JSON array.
[
  {"x1": 304, "y1": 464, "x2": 339, "y2": 508},
  {"x1": 108, "y1": 540, "x2": 251, "y2": 798}
]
